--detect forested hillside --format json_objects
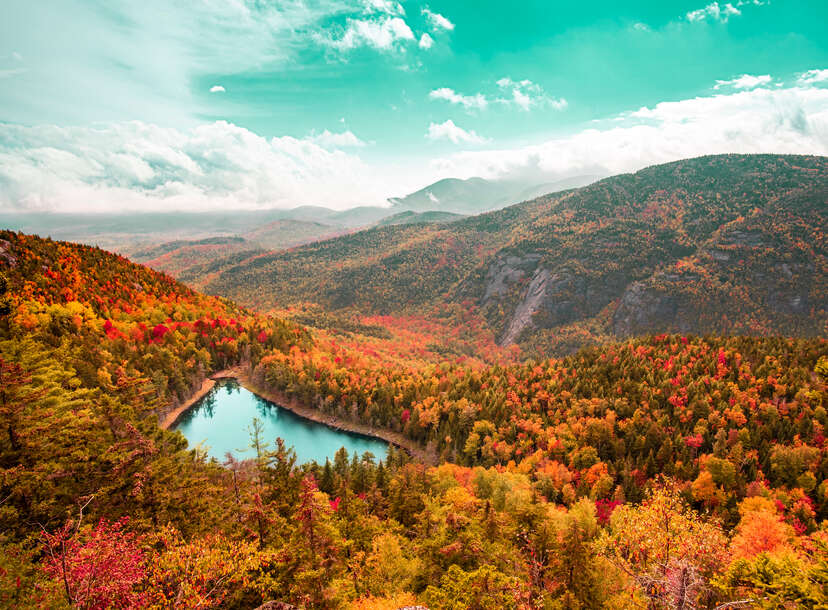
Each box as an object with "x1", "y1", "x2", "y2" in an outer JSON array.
[
  {"x1": 0, "y1": 230, "x2": 826, "y2": 608},
  {"x1": 205, "y1": 154, "x2": 827, "y2": 356}
]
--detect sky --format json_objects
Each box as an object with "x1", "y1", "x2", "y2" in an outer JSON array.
[{"x1": 0, "y1": 0, "x2": 826, "y2": 212}]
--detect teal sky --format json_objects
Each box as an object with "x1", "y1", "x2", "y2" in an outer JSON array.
[{"x1": 1, "y1": 0, "x2": 827, "y2": 212}]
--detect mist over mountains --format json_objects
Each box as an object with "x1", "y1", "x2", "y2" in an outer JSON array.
[{"x1": 0, "y1": 173, "x2": 593, "y2": 257}]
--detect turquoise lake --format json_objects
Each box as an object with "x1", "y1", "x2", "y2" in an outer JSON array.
[{"x1": 173, "y1": 380, "x2": 389, "y2": 464}]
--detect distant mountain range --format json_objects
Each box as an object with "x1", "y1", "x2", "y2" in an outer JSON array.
[
  {"x1": 200, "y1": 154, "x2": 828, "y2": 355},
  {"x1": 387, "y1": 175, "x2": 599, "y2": 214},
  {"x1": 2, "y1": 173, "x2": 595, "y2": 279}
]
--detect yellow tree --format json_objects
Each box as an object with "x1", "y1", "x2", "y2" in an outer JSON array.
[{"x1": 597, "y1": 479, "x2": 730, "y2": 609}]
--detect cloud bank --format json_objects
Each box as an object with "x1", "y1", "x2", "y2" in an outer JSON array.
[
  {"x1": 0, "y1": 121, "x2": 389, "y2": 213},
  {"x1": 1, "y1": 80, "x2": 826, "y2": 213},
  {"x1": 429, "y1": 85, "x2": 828, "y2": 181},
  {"x1": 714, "y1": 74, "x2": 772, "y2": 90}
]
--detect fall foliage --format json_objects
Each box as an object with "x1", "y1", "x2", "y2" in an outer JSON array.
[{"x1": 0, "y1": 227, "x2": 825, "y2": 608}]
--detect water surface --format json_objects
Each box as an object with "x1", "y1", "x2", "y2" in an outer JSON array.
[{"x1": 174, "y1": 380, "x2": 388, "y2": 463}]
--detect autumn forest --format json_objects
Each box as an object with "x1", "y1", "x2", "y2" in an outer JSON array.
[{"x1": 1, "y1": 154, "x2": 827, "y2": 609}]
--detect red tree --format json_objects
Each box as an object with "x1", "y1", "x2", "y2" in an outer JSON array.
[{"x1": 42, "y1": 517, "x2": 147, "y2": 609}]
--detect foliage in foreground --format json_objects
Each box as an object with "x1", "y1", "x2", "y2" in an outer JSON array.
[{"x1": 0, "y1": 231, "x2": 826, "y2": 608}]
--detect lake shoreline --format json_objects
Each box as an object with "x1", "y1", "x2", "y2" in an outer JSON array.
[
  {"x1": 160, "y1": 368, "x2": 436, "y2": 465},
  {"x1": 159, "y1": 374, "x2": 219, "y2": 430}
]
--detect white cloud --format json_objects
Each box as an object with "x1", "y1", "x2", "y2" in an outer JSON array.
[
  {"x1": 422, "y1": 8, "x2": 455, "y2": 31},
  {"x1": 315, "y1": 0, "x2": 436, "y2": 53},
  {"x1": 632, "y1": 22, "x2": 652, "y2": 32},
  {"x1": 363, "y1": 0, "x2": 405, "y2": 16},
  {"x1": 428, "y1": 79, "x2": 566, "y2": 113},
  {"x1": 714, "y1": 74, "x2": 771, "y2": 90},
  {"x1": 686, "y1": 2, "x2": 741, "y2": 22},
  {"x1": 496, "y1": 77, "x2": 567, "y2": 111},
  {"x1": 209, "y1": 85, "x2": 226, "y2": 93},
  {"x1": 427, "y1": 191, "x2": 439, "y2": 203},
  {"x1": 426, "y1": 120, "x2": 488, "y2": 144},
  {"x1": 429, "y1": 87, "x2": 488, "y2": 110},
  {"x1": 320, "y1": 16, "x2": 415, "y2": 51},
  {"x1": 308, "y1": 129, "x2": 367, "y2": 148},
  {"x1": 799, "y1": 69, "x2": 828, "y2": 85},
  {"x1": 0, "y1": 121, "x2": 394, "y2": 213},
  {"x1": 429, "y1": 85, "x2": 828, "y2": 182}
]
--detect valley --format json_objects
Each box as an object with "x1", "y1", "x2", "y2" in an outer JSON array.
[{"x1": 0, "y1": 154, "x2": 826, "y2": 609}]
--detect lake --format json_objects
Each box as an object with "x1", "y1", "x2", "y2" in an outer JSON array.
[{"x1": 173, "y1": 380, "x2": 389, "y2": 464}]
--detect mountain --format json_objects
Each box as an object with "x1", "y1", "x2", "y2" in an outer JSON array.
[
  {"x1": 204, "y1": 154, "x2": 828, "y2": 355},
  {"x1": 129, "y1": 236, "x2": 264, "y2": 280},
  {"x1": 243, "y1": 219, "x2": 345, "y2": 250},
  {"x1": 387, "y1": 174, "x2": 600, "y2": 214},
  {"x1": 0, "y1": 174, "x2": 595, "y2": 275}
]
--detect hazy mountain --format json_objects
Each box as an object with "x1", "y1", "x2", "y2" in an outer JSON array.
[
  {"x1": 387, "y1": 175, "x2": 600, "y2": 214},
  {"x1": 0, "y1": 173, "x2": 598, "y2": 256}
]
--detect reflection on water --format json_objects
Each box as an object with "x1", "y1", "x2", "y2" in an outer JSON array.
[{"x1": 173, "y1": 380, "x2": 389, "y2": 464}]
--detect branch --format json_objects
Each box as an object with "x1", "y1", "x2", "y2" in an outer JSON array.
[
  {"x1": 713, "y1": 599, "x2": 756, "y2": 609},
  {"x1": 194, "y1": 574, "x2": 229, "y2": 608}
]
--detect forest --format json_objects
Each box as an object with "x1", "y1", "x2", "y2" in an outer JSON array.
[{"x1": 0, "y1": 218, "x2": 826, "y2": 609}]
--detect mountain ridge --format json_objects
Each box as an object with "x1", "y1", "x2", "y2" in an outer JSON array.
[{"x1": 204, "y1": 153, "x2": 828, "y2": 356}]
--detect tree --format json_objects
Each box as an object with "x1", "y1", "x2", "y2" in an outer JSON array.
[
  {"x1": 545, "y1": 499, "x2": 610, "y2": 608},
  {"x1": 41, "y1": 517, "x2": 146, "y2": 610},
  {"x1": 597, "y1": 479, "x2": 730, "y2": 609},
  {"x1": 363, "y1": 532, "x2": 420, "y2": 597},
  {"x1": 423, "y1": 564, "x2": 529, "y2": 610},
  {"x1": 730, "y1": 498, "x2": 794, "y2": 559},
  {"x1": 289, "y1": 475, "x2": 342, "y2": 607}
]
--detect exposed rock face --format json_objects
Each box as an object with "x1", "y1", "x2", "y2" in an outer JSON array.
[
  {"x1": 254, "y1": 602, "x2": 296, "y2": 610},
  {"x1": 717, "y1": 229, "x2": 765, "y2": 248},
  {"x1": 0, "y1": 239, "x2": 16, "y2": 267},
  {"x1": 481, "y1": 253, "x2": 541, "y2": 303},
  {"x1": 497, "y1": 266, "x2": 629, "y2": 345},
  {"x1": 612, "y1": 278, "x2": 688, "y2": 337},
  {"x1": 762, "y1": 262, "x2": 815, "y2": 315},
  {"x1": 500, "y1": 267, "x2": 551, "y2": 345}
]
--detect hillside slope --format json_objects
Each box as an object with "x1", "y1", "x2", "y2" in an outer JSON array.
[
  {"x1": 0, "y1": 230, "x2": 305, "y2": 412},
  {"x1": 205, "y1": 154, "x2": 828, "y2": 355}
]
